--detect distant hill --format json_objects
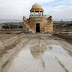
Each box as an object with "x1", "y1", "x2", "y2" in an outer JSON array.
[
  {"x1": 53, "y1": 18, "x2": 72, "y2": 21},
  {"x1": 0, "y1": 19, "x2": 22, "y2": 23}
]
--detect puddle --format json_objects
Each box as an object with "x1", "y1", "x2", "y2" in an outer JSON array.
[{"x1": 3, "y1": 41, "x2": 72, "y2": 72}]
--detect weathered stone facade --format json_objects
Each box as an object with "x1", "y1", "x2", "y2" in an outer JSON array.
[{"x1": 23, "y1": 3, "x2": 53, "y2": 33}]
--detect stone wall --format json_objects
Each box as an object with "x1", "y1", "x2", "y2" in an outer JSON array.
[{"x1": 23, "y1": 16, "x2": 53, "y2": 33}]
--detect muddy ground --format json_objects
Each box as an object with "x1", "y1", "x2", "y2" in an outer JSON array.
[
  {"x1": 53, "y1": 27, "x2": 72, "y2": 44},
  {"x1": 53, "y1": 32, "x2": 72, "y2": 44},
  {"x1": 0, "y1": 33, "x2": 24, "y2": 57},
  {"x1": 0, "y1": 30, "x2": 72, "y2": 72}
]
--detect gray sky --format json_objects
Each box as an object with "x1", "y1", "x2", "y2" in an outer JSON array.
[{"x1": 0, "y1": 0, "x2": 72, "y2": 20}]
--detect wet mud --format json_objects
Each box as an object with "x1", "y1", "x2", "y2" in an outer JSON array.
[{"x1": 2, "y1": 34, "x2": 72, "y2": 72}]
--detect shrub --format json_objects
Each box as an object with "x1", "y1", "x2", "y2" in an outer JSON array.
[
  {"x1": 2, "y1": 24, "x2": 9, "y2": 29},
  {"x1": 18, "y1": 25, "x2": 23, "y2": 28}
]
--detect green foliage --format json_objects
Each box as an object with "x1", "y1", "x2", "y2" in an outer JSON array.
[
  {"x1": 10, "y1": 24, "x2": 17, "y2": 29},
  {"x1": 2, "y1": 24, "x2": 23, "y2": 29},
  {"x1": 53, "y1": 21, "x2": 72, "y2": 29},
  {"x1": 18, "y1": 25, "x2": 23, "y2": 28},
  {"x1": 2, "y1": 24, "x2": 9, "y2": 29}
]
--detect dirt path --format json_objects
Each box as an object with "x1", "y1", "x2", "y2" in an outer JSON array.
[{"x1": 0, "y1": 34, "x2": 72, "y2": 72}]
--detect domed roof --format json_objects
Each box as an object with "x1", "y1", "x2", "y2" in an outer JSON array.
[{"x1": 32, "y1": 3, "x2": 42, "y2": 8}]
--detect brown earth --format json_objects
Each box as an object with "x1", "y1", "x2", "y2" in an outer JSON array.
[
  {"x1": 0, "y1": 29, "x2": 23, "y2": 34},
  {"x1": 0, "y1": 34, "x2": 16, "y2": 41},
  {"x1": 0, "y1": 33, "x2": 72, "y2": 72},
  {"x1": 53, "y1": 27, "x2": 72, "y2": 44},
  {"x1": 0, "y1": 29, "x2": 72, "y2": 58},
  {"x1": 0, "y1": 30, "x2": 24, "y2": 57},
  {"x1": 0, "y1": 34, "x2": 17, "y2": 57},
  {"x1": 52, "y1": 32, "x2": 72, "y2": 44}
]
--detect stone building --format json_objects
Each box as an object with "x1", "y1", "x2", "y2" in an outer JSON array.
[{"x1": 23, "y1": 3, "x2": 53, "y2": 33}]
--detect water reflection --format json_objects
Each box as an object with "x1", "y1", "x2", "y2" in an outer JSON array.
[
  {"x1": 49, "y1": 46, "x2": 52, "y2": 50},
  {"x1": 30, "y1": 42, "x2": 47, "y2": 59},
  {"x1": 30, "y1": 43, "x2": 47, "y2": 71},
  {"x1": 3, "y1": 41, "x2": 72, "y2": 72}
]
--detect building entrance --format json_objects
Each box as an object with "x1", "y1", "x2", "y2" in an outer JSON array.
[{"x1": 36, "y1": 23, "x2": 40, "y2": 32}]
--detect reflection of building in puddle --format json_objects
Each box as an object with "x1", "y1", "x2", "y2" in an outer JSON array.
[
  {"x1": 49, "y1": 46, "x2": 52, "y2": 50},
  {"x1": 31, "y1": 51, "x2": 44, "y2": 60},
  {"x1": 30, "y1": 43, "x2": 46, "y2": 70},
  {"x1": 48, "y1": 45, "x2": 53, "y2": 50},
  {"x1": 31, "y1": 42, "x2": 47, "y2": 52},
  {"x1": 30, "y1": 43, "x2": 47, "y2": 59}
]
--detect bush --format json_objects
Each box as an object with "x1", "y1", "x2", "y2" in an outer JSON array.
[
  {"x1": 10, "y1": 24, "x2": 17, "y2": 29},
  {"x1": 2, "y1": 24, "x2": 18, "y2": 29},
  {"x1": 2, "y1": 24, "x2": 23, "y2": 29},
  {"x1": 2, "y1": 24, "x2": 9, "y2": 29},
  {"x1": 18, "y1": 25, "x2": 23, "y2": 28}
]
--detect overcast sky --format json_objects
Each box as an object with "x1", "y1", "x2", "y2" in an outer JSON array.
[{"x1": 0, "y1": 0, "x2": 72, "y2": 21}]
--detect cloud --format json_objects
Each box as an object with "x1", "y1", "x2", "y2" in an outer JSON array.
[
  {"x1": 43, "y1": 5, "x2": 72, "y2": 20},
  {"x1": 0, "y1": 0, "x2": 55, "y2": 19},
  {"x1": 0, "y1": 0, "x2": 72, "y2": 21}
]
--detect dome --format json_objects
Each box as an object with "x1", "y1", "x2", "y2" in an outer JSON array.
[
  {"x1": 30, "y1": 3, "x2": 44, "y2": 12},
  {"x1": 32, "y1": 3, "x2": 42, "y2": 8}
]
